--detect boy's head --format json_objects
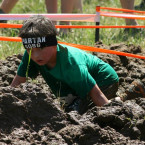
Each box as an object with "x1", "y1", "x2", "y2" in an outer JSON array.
[{"x1": 19, "y1": 15, "x2": 57, "y2": 49}]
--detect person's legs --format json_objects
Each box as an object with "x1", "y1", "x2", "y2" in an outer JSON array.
[
  {"x1": 0, "y1": 0, "x2": 18, "y2": 22},
  {"x1": 45, "y1": 0, "x2": 57, "y2": 25},
  {"x1": 61, "y1": 0, "x2": 76, "y2": 15},
  {"x1": 120, "y1": 0, "x2": 137, "y2": 25},
  {"x1": 74, "y1": 0, "x2": 83, "y2": 13},
  {"x1": 0, "y1": 0, "x2": 18, "y2": 13},
  {"x1": 45, "y1": 0, "x2": 57, "y2": 13},
  {"x1": 60, "y1": 0, "x2": 77, "y2": 34}
]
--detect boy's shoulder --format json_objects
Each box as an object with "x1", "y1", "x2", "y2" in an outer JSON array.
[
  {"x1": 58, "y1": 43, "x2": 77, "y2": 51},
  {"x1": 58, "y1": 43, "x2": 87, "y2": 56},
  {"x1": 57, "y1": 44, "x2": 98, "y2": 67}
]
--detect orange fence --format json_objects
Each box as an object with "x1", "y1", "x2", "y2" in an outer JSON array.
[
  {"x1": 0, "y1": 36, "x2": 145, "y2": 60},
  {"x1": 100, "y1": 7, "x2": 145, "y2": 14},
  {"x1": 1, "y1": 23, "x2": 145, "y2": 29}
]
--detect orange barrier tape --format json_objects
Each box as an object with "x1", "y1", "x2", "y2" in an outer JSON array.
[
  {"x1": 100, "y1": 11, "x2": 145, "y2": 20},
  {"x1": 0, "y1": 36, "x2": 145, "y2": 60},
  {"x1": 101, "y1": 7, "x2": 145, "y2": 14},
  {"x1": 1, "y1": 23, "x2": 145, "y2": 29},
  {"x1": 58, "y1": 41, "x2": 145, "y2": 60},
  {"x1": 0, "y1": 23, "x2": 23, "y2": 28},
  {"x1": 0, "y1": 36, "x2": 21, "y2": 42}
]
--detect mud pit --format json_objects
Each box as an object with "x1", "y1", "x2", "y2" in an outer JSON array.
[{"x1": 0, "y1": 43, "x2": 145, "y2": 145}]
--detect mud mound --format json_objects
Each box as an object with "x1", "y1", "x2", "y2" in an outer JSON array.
[{"x1": 0, "y1": 43, "x2": 145, "y2": 144}]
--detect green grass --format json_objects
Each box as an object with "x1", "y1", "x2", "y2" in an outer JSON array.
[{"x1": 0, "y1": 0, "x2": 144, "y2": 59}]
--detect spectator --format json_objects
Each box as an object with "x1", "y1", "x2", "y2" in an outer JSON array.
[
  {"x1": 0, "y1": 0, "x2": 83, "y2": 34},
  {"x1": 120, "y1": 0, "x2": 141, "y2": 33},
  {"x1": 120, "y1": 0, "x2": 138, "y2": 26},
  {"x1": 74, "y1": 0, "x2": 83, "y2": 13},
  {"x1": 45, "y1": 0, "x2": 83, "y2": 34}
]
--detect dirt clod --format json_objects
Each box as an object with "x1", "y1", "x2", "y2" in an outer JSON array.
[{"x1": 0, "y1": 43, "x2": 145, "y2": 144}]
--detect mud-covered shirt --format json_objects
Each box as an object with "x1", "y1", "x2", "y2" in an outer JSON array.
[{"x1": 17, "y1": 44, "x2": 119, "y2": 99}]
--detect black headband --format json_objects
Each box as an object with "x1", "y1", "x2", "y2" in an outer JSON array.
[{"x1": 22, "y1": 36, "x2": 57, "y2": 49}]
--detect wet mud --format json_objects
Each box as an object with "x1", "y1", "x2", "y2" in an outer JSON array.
[{"x1": 0, "y1": 43, "x2": 145, "y2": 145}]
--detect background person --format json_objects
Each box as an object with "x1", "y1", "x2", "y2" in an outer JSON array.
[
  {"x1": 45, "y1": 0, "x2": 83, "y2": 34},
  {"x1": 120, "y1": 0, "x2": 142, "y2": 33},
  {"x1": 0, "y1": 0, "x2": 83, "y2": 34}
]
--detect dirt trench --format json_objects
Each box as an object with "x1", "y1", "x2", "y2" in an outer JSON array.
[{"x1": 0, "y1": 43, "x2": 145, "y2": 145}]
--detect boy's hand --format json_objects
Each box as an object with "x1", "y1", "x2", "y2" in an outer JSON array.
[{"x1": 11, "y1": 75, "x2": 26, "y2": 87}]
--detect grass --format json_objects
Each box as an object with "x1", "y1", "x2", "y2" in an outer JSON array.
[{"x1": 0, "y1": 0, "x2": 144, "y2": 59}]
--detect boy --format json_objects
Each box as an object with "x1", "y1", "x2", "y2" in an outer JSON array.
[{"x1": 11, "y1": 15, "x2": 119, "y2": 114}]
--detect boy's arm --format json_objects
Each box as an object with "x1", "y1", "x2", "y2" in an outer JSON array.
[
  {"x1": 89, "y1": 84, "x2": 109, "y2": 106},
  {"x1": 11, "y1": 75, "x2": 26, "y2": 87}
]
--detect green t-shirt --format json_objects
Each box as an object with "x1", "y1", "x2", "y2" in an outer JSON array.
[{"x1": 17, "y1": 44, "x2": 119, "y2": 99}]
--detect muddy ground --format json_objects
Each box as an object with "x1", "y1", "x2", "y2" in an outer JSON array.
[{"x1": 0, "y1": 43, "x2": 145, "y2": 145}]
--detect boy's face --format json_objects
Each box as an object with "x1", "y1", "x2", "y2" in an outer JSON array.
[{"x1": 27, "y1": 46, "x2": 57, "y2": 66}]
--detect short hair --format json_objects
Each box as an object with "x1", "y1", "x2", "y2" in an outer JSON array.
[{"x1": 19, "y1": 15, "x2": 57, "y2": 38}]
